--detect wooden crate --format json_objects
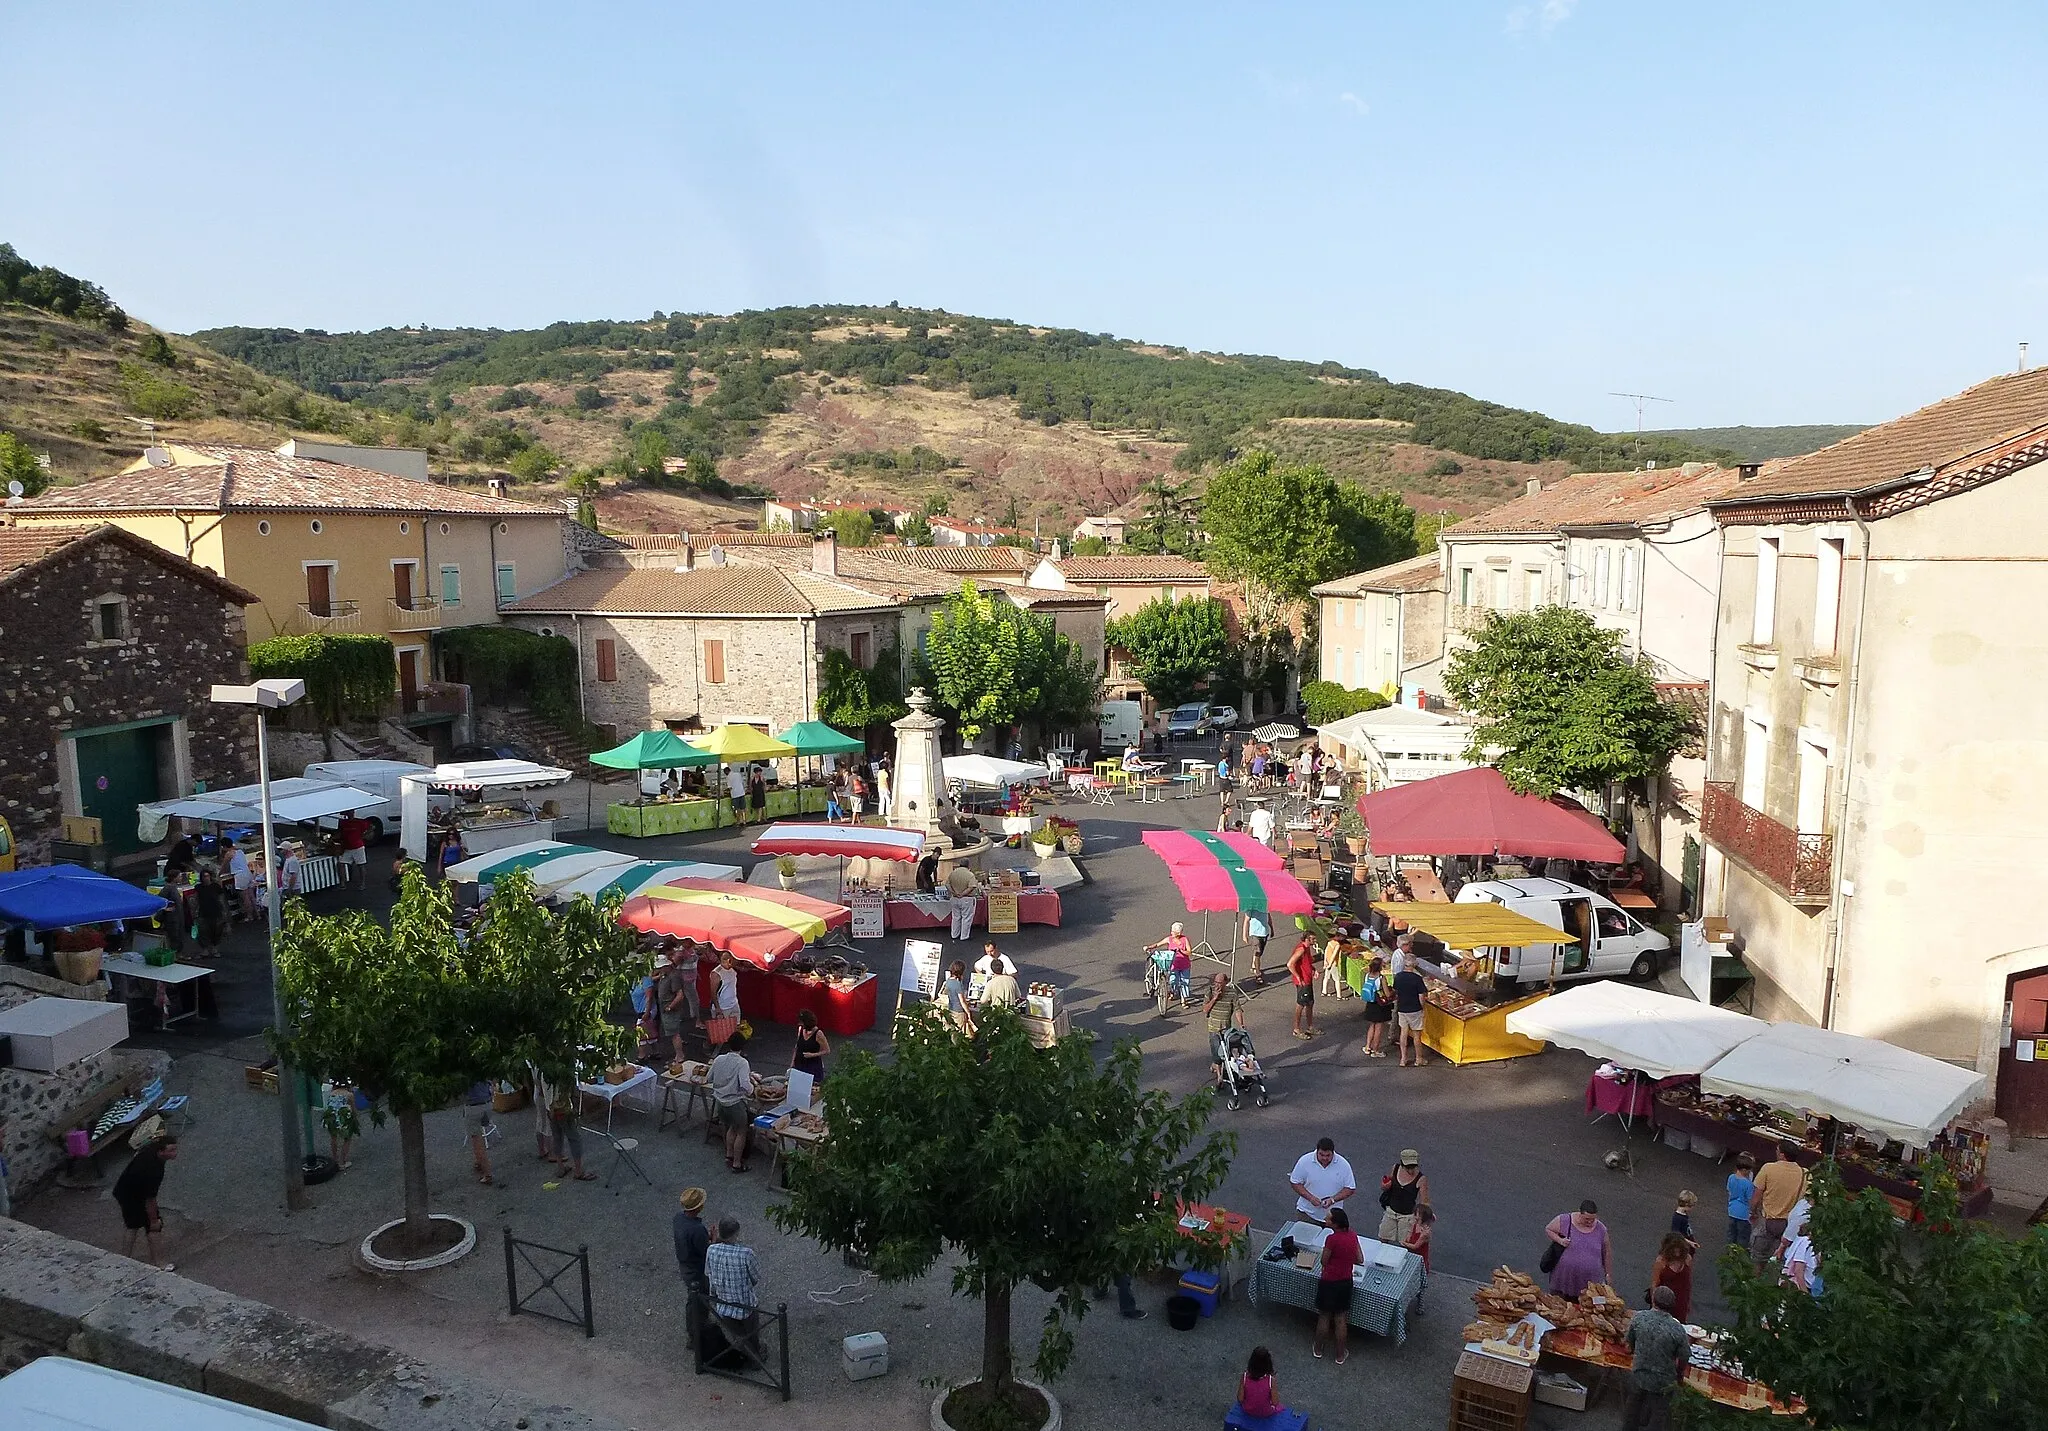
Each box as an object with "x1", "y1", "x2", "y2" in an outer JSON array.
[{"x1": 1449, "y1": 1350, "x2": 1533, "y2": 1431}]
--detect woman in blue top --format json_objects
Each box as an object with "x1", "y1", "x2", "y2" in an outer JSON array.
[{"x1": 1726, "y1": 1152, "x2": 1757, "y2": 1249}]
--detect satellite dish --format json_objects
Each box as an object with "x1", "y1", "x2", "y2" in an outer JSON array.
[
  {"x1": 144, "y1": 446, "x2": 171, "y2": 467},
  {"x1": 6, "y1": 481, "x2": 23, "y2": 498}
]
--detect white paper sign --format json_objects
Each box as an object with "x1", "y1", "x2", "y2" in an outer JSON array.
[
  {"x1": 900, "y1": 939, "x2": 944, "y2": 997},
  {"x1": 849, "y1": 888, "x2": 885, "y2": 941}
]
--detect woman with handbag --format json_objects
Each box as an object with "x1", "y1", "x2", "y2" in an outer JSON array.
[
  {"x1": 1359, "y1": 957, "x2": 1393, "y2": 1058},
  {"x1": 1544, "y1": 1199, "x2": 1611, "y2": 1297}
]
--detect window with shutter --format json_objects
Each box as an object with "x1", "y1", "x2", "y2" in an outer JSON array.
[
  {"x1": 703, "y1": 638, "x2": 726, "y2": 684},
  {"x1": 596, "y1": 638, "x2": 618, "y2": 683}
]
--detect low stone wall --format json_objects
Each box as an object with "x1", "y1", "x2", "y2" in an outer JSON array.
[{"x1": 0, "y1": 1218, "x2": 628, "y2": 1431}]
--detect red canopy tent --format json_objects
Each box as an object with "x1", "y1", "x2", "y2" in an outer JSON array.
[
  {"x1": 617, "y1": 878, "x2": 852, "y2": 967},
  {"x1": 1355, "y1": 766, "x2": 1625, "y2": 862}
]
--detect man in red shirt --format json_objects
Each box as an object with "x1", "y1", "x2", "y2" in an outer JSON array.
[
  {"x1": 336, "y1": 814, "x2": 374, "y2": 894},
  {"x1": 1288, "y1": 936, "x2": 1317, "y2": 1040}
]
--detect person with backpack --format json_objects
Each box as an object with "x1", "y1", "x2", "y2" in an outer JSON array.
[{"x1": 1360, "y1": 956, "x2": 1394, "y2": 1058}]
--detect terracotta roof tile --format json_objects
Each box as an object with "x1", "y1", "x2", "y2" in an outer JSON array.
[
  {"x1": 1311, "y1": 552, "x2": 1443, "y2": 597},
  {"x1": 871, "y1": 546, "x2": 1037, "y2": 574},
  {"x1": 831, "y1": 550, "x2": 963, "y2": 600},
  {"x1": 1714, "y1": 367, "x2": 2048, "y2": 502},
  {"x1": 0, "y1": 522, "x2": 257, "y2": 603},
  {"x1": 1050, "y1": 555, "x2": 1209, "y2": 582},
  {"x1": 24, "y1": 443, "x2": 558, "y2": 518},
  {"x1": 504, "y1": 565, "x2": 898, "y2": 617},
  {"x1": 1443, "y1": 463, "x2": 1747, "y2": 537}
]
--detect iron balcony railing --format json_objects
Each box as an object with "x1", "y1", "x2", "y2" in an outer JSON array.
[{"x1": 1702, "y1": 780, "x2": 1832, "y2": 905}]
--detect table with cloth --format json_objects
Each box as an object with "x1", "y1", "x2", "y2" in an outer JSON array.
[
  {"x1": 767, "y1": 970, "x2": 878, "y2": 1036},
  {"x1": 1585, "y1": 1069, "x2": 1660, "y2": 1121},
  {"x1": 1246, "y1": 1220, "x2": 1425, "y2": 1344},
  {"x1": 882, "y1": 889, "x2": 1061, "y2": 931}
]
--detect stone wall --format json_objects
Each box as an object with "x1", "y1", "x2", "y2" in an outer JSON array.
[
  {"x1": 0, "y1": 531, "x2": 253, "y2": 864},
  {"x1": 0, "y1": 1218, "x2": 628, "y2": 1431},
  {"x1": 506, "y1": 612, "x2": 823, "y2": 733}
]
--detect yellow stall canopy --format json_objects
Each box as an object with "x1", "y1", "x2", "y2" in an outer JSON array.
[{"x1": 1369, "y1": 901, "x2": 1563, "y2": 949}]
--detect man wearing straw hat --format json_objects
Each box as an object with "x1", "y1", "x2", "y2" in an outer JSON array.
[{"x1": 113, "y1": 1118, "x2": 178, "y2": 1269}]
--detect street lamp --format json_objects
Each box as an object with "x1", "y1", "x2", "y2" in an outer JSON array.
[{"x1": 211, "y1": 678, "x2": 312, "y2": 1211}]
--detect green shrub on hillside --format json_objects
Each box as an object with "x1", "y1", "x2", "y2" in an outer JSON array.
[{"x1": 118, "y1": 361, "x2": 196, "y2": 420}]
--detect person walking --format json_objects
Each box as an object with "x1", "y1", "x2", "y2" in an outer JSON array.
[
  {"x1": 1726, "y1": 1153, "x2": 1757, "y2": 1251},
  {"x1": 1377, "y1": 1148, "x2": 1428, "y2": 1246},
  {"x1": 746, "y1": 765, "x2": 767, "y2": 825},
  {"x1": 875, "y1": 756, "x2": 891, "y2": 812},
  {"x1": 1289, "y1": 1137, "x2": 1356, "y2": 1227},
  {"x1": 726, "y1": 763, "x2": 749, "y2": 827},
  {"x1": 792, "y1": 1009, "x2": 830, "y2": 1083},
  {"x1": 1319, "y1": 932, "x2": 1348, "y2": 1000},
  {"x1": 1391, "y1": 954, "x2": 1428, "y2": 1066},
  {"x1": 709, "y1": 1033, "x2": 758, "y2": 1173},
  {"x1": 847, "y1": 767, "x2": 868, "y2": 822},
  {"x1": 113, "y1": 1124, "x2": 178, "y2": 1268},
  {"x1": 226, "y1": 842, "x2": 256, "y2": 921},
  {"x1": 192, "y1": 870, "x2": 233, "y2": 957},
  {"x1": 705, "y1": 951, "x2": 742, "y2": 1049},
  {"x1": 1544, "y1": 1200, "x2": 1612, "y2": 1297},
  {"x1": 942, "y1": 960, "x2": 976, "y2": 1036},
  {"x1": 1649, "y1": 1231, "x2": 1694, "y2": 1322},
  {"x1": 323, "y1": 1082, "x2": 364, "y2": 1170},
  {"x1": 1360, "y1": 956, "x2": 1393, "y2": 1058},
  {"x1": 547, "y1": 1077, "x2": 597, "y2": 1182},
  {"x1": 1748, "y1": 1142, "x2": 1809, "y2": 1271},
  {"x1": 336, "y1": 812, "x2": 373, "y2": 893},
  {"x1": 1247, "y1": 800, "x2": 1276, "y2": 847},
  {"x1": 461, "y1": 1080, "x2": 496, "y2": 1186},
  {"x1": 662, "y1": 946, "x2": 702, "y2": 1058},
  {"x1": 1623, "y1": 1285, "x2": 1689, "y2": 1430},
  {"x1": 1288, "y1": 935, "x2": 1317, "y2": 1039},
  {"x1": 1243, "y1": 908, "x2": 1271, "y2": 984},
  {"x1": 1313, "y1": 1206, "x2": 1362, "y2": 1363},
  {"x1": 1202, "y1": 972, "x2": 1246, "y2": 1086}
]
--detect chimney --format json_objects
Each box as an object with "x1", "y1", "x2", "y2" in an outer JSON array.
[
  {"x1": 1738, "y1": 462, "x2": 1763, "y2": 482},
  {"x1": 812, "y1": 530, "x2": 838, "y2": 577},
  {"x1": 487, "y1": 477, "x2": 506, "y2": 498},
  {"x1": 678, "y1": 539, "x2": 694, "y2": 572},
  {"x1": 1050, "y1": 538, "x2": 1064, "y2": 561},
  {"x1": 1525, "y1": 478, "x2": 1542, "y2": 497}
]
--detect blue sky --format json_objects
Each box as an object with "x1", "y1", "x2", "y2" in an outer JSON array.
[{"x1": 5, "y1": 2, "x2": 2045, "y2": 429}]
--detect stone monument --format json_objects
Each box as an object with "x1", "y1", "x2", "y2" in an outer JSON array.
[{"x1": 889, "y1": 686, "x2": 949, "y2": 840}]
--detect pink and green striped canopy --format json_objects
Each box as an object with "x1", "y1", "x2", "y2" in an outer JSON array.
[{"x1": 1140, "y1": 829, "x2": 1312, "y2": 915}]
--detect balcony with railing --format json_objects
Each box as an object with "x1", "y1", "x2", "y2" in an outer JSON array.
[
  {"x1": 294, "y1": 600, "x2": 362, "y2": 633},
  {"x1": 388, "y1": 596, "x2": 444, "y2": 631},
  {"x1": 1702, "y1": 780, "x2": 1832, "y2": 906}
]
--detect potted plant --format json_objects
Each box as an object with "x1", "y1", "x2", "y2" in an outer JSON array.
[
  {"x1": 1337, "y1": 807, "x2": 1367, "y2": 858},
  {"x1": 776, "y1": 855, "x2": 799, "y2": 890},
  {"x1": 1041, "y1": 815, "x2": 1083, "y2": 857},
  {"x1": 1029, "y1": 822, "x2": 1059, "y2": 858}
]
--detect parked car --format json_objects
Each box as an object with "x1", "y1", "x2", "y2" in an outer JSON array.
[
  {"x1": 451, "y1": 741, "x2": 533, "y2": 764},
  {"x1": 1166, "y1": 702, "x2": 1235, "y2": 739},
  {"x1": 1453, "y1": 877, "x2": 1671, "y2": 986},
  {"x1": 301, "y1": 759, "x2": 433, "y2": 842},
  {"x1": 1207, "y1": 703, "x2": 1241, "y2": 730}
]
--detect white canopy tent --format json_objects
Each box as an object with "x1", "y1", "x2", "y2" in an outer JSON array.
[
  {"x1": 399, "y1": 760, "x2": 573, "y2": 861},
  {"x1": 1700, "y1": 1021, "x2": 1988, "y2": 1148},
  {"x1": 942, "y1": 754, "x2": 1051, "y2": 789},
  {"x1": 139, "y1": 778, "x2": 382, "y2": 843},
  {"x1": 548, "y1": 858, "x2": 744, "y2": 903},
  {"x1": 1504, "y1": 981, "x2": 1768, "y2": 1079}
]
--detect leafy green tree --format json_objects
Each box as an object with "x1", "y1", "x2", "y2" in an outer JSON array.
[
  {"x1": 628, "y1": 425, "x2": 670, "y2": 479},
  {"x1": 1125, "y1": 474, "x2": 1198, "y2": 555},
  {"x1": 117, "y1": 361, "x2": 196, "y2": 420},
  {"x1": 900, "y1": 512, "x2": 934, "y2": 546},
  {"x1": 1105, "y1": 596, "x2": 1231, "y2": 708},
  {"x1": 818, "y1": 508, "x2": 875, "y2": 547},
  {"x1": 0, "y1": 431, "x2": 47, "y2": 496},
  {"x1": 1069, "y1": 535, "x2": 1111, "y2": 556},
  {"x1": 768, "y1": 1004, "x2": 1235, "y2": 1405},
  {"x1": 272, "y1": 869, "x2": 646, "y2": 1250},
  {"x1": 1702, "y1": 1161, "x2": 2048, "y2": 1431},
  {"x1": 138, "y1": 331, "x2": 177, "y2": 367},
  {"x1": 920, "y1": 584, "x2": 1096, "y2": 743},
  {"x1": 1039, "y1": 632, "x2": 1104, "y2": 735},
  {"x1": 1442, "y1": 606, "x2": 1687, "y2": 797},
  {"x1": 1299, "y1": 679, "x2": 1391, "y2": 726},
  {"x1": 1203, "y1": 449, "x2": 1416, "y2": 624},
  {"x1": 819, "y1": 645, "x2": 907, "y2": 728},
  {"x1": 507, "y1": 443, "x2": 561, "y2": 483},
  {"x1": 573, "y1": 385, "x2": 606, "y2": 410}
]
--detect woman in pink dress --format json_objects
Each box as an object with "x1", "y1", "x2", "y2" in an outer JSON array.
[
  {"x1": 1236, "y1": 1345, "x2": 1283, "y2": 1419},
  {"x1": 1545, "y1": 1199, "x2": 1612, "y2": 1297}
]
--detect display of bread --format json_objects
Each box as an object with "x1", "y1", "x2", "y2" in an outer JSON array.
[{"x1": 1467, "y1": 1267, "x2": 1633, "y2": 1344}]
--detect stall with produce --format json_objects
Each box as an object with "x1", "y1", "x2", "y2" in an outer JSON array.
[
  {"x1": 592, "y1": 729, "x2": 721, "y2": 837},
  {"x1": 399, "y1": 759, "x2": 572, "y2": 862},
  {"x1": 1365, "y1": 901, "x2": 1576, "y2": 1065}
]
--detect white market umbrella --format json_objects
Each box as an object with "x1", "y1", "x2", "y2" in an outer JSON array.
[
  {"x1": 942, "y1": 754, "x2": 1052, "y2": 789},
  {"x1": 1252, "y1": 722, "x2": 1301, "y2": 742},
  {"x1": 1700, "y1": 1020, "x2": 1988, "y2": 1147},
  {"x1": 1505, "y1": 981, "x2": 1767, "y2": 1079}
]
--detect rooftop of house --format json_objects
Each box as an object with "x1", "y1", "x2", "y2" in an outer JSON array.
[
  {"x1": 0, "y1": 521, "x2": 258, "y2": 603},
  {"x1": 1311, "y1": 551, "x2": 1444, "y2": 597},
  {"x1": 1713, "y1": 366, "x2": 2048, "y2": 504},
  {"x1": 827, "y1": 549, "x2": 969, "y2": 600},
  {"x1": 870, "y1": 545, "x2": 1038, "y2": 575},
  {"x1": 21, "y1": 443, "x2": 560, "y2": 519},
  {"x1": 1442, "y1": 462, "x2": 1751, "y2": 538},
  {"x1": 1046, "y1": 554, "x2": 1209, "y2": 582},
  {"x1": 503, "y1": 564, "x2": 897, "y2": 618}
]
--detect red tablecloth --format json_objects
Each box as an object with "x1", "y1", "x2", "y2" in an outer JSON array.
[
  {"x1": 770, "y1": 972, "x2": 878, "y2": 1036},
  {"x1": 1586, "y1": 1070, "x2": 1659, "y2": 1120},
  {"x1": 882, "y1": 890, "x2": 1062, "y2": 931}
]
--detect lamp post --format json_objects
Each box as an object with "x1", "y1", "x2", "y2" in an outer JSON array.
[{"x1": 211, "y1": 678, "x2": 311, "y2": 1211}]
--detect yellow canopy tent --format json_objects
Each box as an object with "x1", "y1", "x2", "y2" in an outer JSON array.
[
  {"x1": 688, "y1": 725, "x2": 797, "y2": 761},
  {"x1": 1369, "y1": 901, "x2": 1566, "y2": 949}
]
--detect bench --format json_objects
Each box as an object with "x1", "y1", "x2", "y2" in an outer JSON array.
[{"x1": 47, "y1": 1071, "x2": 163, "y2": 1177}]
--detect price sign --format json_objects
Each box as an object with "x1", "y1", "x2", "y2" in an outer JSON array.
[
  {"x1": 987, "y1": 888, "x2": 1019, "y2": 934},
  {"x1": 849, "y1": 888, "x2": 885, "y2": 941},
  {"x1": 900, "y1": 938, "x2": 944, "y2": 997}
]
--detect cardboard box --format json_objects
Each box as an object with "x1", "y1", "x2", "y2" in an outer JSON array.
[
  {"x1": 0, "y1": 996, "x2": 128, "y2": 1072},
  {"x1": 1534, "y1": 1371, "x2": 1588, "y2": 1410}
]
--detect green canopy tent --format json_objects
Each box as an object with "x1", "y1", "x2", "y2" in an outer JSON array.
[
  {"x1": 777, "y1": 720, "x2": 866, "y2": 800},
  {"x1": 587, "y1": 729, "x2": 720, "y2": 826}
]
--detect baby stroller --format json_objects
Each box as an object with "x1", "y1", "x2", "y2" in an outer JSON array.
[{"x1": 1217, "y1": 1026, "x2": 1270, "y2": 1110}]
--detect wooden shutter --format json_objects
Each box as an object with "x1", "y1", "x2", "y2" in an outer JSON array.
[
  {"x1": 596, "y1": 638, "x2": 618, "y2": 683},
  {"x1": 703, "y1": 638, "x2": 725, "y2": 684}
]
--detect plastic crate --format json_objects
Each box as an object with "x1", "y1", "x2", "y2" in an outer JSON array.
[
  {"x1": 1450, "y1": 1350, "x2": 1533, "y2": 1431},
  {"x1": 1176, "y1": 1268, "x2": 1221, "y2": 1316}
]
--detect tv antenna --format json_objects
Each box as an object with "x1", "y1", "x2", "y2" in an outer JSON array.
[{"x1": 1611, "y1": 392, "x2": 1673, "y2": 461}]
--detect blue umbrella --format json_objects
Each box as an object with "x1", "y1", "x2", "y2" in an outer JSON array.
[{"x1": 0, "y1": 865, "x2": 169, "y2": 929}]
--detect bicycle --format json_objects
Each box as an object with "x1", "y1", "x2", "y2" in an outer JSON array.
[{"x1": 1141, "y1": 948, "x2": 1182, "y2": 1016}]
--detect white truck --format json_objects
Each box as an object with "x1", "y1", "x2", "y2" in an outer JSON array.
[
  {"x1": 1452, "y1": 877, "x2": 1670, "y2": 987},
  {"x1": 1096, "y1": 700, "x2": 1144, "y2": 752},
  {"x1": 301, "y1": 759, "x2": 432, "y2": 841}
]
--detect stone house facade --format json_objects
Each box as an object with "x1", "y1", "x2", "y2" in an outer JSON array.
[
  {"x1": 0, "y1": 524, "x2": 257, "y2": 860},
  {"x1": 1311, "y1": 552, "x2": 1445, "y2": 701}
]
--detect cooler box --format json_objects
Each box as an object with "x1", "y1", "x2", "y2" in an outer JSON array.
[
  {"x1": 1176, "y1": 1269, "x2": 1221, "y2": 1317},
  {"x1": 842, "y1": 1331, "x2": 889, "y2": 1380},
  {"x1": 0, "y1": 996, "x2": 129, "y2": 1072}
]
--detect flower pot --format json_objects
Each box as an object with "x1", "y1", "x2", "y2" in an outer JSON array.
[
  {"x1": 778, "y1": 873, "x2": 796, "y2": 890},
  {"x1": 931, "y1": 1378, "x2": 1061, "y2": 1431},
  {"x1": 1060, "y1": 835, "x2": 1083, "y2": 857},
  {"x1": 53, "y1": 947, "x2": 103, "y2": 985}
]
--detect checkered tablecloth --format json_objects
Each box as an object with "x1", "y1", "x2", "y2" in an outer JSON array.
[{"x1": 1245, "y1": 1221, "x2": 1425, "y2": 1343}]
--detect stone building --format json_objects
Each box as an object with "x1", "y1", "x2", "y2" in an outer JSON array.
[
  {"x1": 0, "y1": 524, "x2": 256, "y2": 860},
  {"x1": 1311, "y1": 551, "x2": 1445, "y2": 701}
]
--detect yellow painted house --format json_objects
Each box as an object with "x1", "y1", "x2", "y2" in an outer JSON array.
[{"x1": 11, "y1": 442, "x2": 573, "y2": 704}]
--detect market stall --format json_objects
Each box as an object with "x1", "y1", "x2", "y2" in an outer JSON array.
[
  {"x1": 1247, "y1": 1219, "x2": 1426, "y2": 1344},
  {"x1": 1140, "y1": 828, "x2": 1310, "y2": 980},
  {"x1": 1505, "y1": 981, "x2": 1767, "y2": 1126},
  {"x1": 1366, "y1": 901, "x2": 1574, "y2": 1066},
  {"x1": 881, "y1": 888, "x2": 1063, "y2": 932},
  {"x1": 399, "y1": 760, "x2": 572, "y2": 862},
  {"x1": 593, "y1": 729, "x2": 721, "y2": 838},
  {"x1": 548, "y1": 858, "x2": 742, "y2": 903},
  {"x1": 445, "y1": 840, "x2": 639, "y2": 894},
  {"x1": 943, "y1": 753, "x2": 1054, "y2": 824},
  {"x1": 618, "y1": 878, "x2": 851, "y2": 966},
  {"x1": 1355, "y1": 766, "x2": 1626, "y2": 864},
  {"x1": 750, "y1": 823, "x2": 926, "y2": 863}
]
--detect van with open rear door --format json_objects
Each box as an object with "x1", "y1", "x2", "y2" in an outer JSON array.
[{"x1": 1453, "y1": 876, "x2": 1670, "y2": 987}]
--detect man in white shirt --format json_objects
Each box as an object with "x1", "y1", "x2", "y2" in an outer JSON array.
[
  {"x1": 1289, "y1": 1137, "x2": 1356, "y2": 1226},
  {"x1": 278, "y1": 849, "x2": 304, "y2": 898},
  {"x1": 1247, "y1": 803, "x2": 1277, "y2": 847},
  {"x1": 226, "y1": 844, "x2": 256, "y2": 920}
]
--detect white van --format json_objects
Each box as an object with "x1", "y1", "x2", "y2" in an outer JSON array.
[
  {"x1": 302, "y1": 759, "x2": 433, "y2": 841},
  {"x1": 1452, "y1": 877, "x2": 1670, "y2": 987},
  {"x1": 1097, "y1": 700, "x2": 1144, "y2": 752}
]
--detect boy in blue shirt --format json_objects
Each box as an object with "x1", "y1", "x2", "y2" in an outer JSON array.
[{"x1": 1726, "y1": 1152, "x2": 1757, "y2": 1249}]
